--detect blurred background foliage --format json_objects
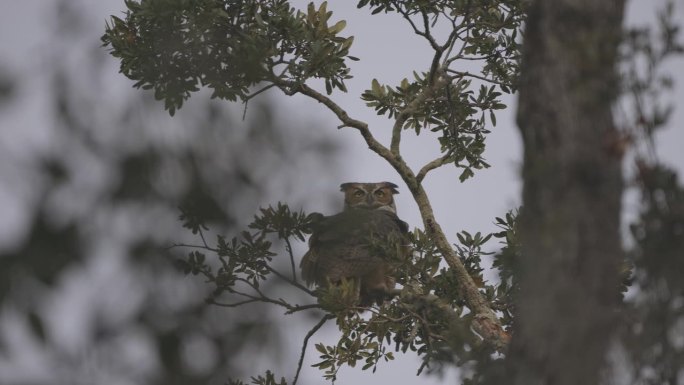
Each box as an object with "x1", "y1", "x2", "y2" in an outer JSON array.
[{"x1": 0, "y1": 1, "x2": 340, "y2": 384}]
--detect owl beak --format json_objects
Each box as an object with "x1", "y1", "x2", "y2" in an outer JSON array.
[{"x1": 366, "y1": 195, "x2": 375, "y2": 207}]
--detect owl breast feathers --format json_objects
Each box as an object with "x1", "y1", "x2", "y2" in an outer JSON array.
[{"x1": 300, "y1": 182, "x2": 410, "y2": 306}]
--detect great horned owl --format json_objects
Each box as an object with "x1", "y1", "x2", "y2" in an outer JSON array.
[{"x1": 300, "y1": 182, "x2": 410, "y2": 306}]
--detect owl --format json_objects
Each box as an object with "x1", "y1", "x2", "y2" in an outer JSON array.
[{"x1": 300, "y1": 182, "x2": 410, "y2": 306}]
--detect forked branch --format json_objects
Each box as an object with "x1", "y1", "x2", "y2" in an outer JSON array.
[{"x1": 274, "y1": 77, "x2": 510, "y2": 351}]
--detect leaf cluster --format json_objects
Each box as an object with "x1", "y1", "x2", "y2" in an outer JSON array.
[
  {"x1": 307, "y1": 218, "x2": 521, "y2": 378},
  {"x1": 362, "y1": 75, "x2": 502, "y2": 181},
  {"x1": 102, "y1": 0, "x2": 355, "y2": 115},
  {"x1": 490, "y1": 210, "x2": 519, "y2": 330},
  {"x1": 174, "y1": 202, "x2": 319, "y2": 311},
  {"x1": 174, "y1": 199, "x2": 522, "y2": 381},
  {"x1": 313, "y1": 329, "x2": 395, "y2": 382},
  {"x1": 355, "y1": 0, "x2": 525, "y2": 181}
]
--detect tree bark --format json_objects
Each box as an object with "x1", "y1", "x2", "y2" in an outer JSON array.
[{"x1": 507, "y1": 1, "x2": 626, "y2": 384}]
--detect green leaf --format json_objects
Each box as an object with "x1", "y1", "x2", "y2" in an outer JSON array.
[
  {"x1": 329, "y1": 20, "x2": 346, "y2": 34},
  {"x1": 371, "y1": 78, "x2": 381, "y2": 95},
  {"x1": 341, "y1": 36, "x2": 354, "y2": 50},
  {"x1": 315, "y1": 343, "x2": 328, "y2": 355},
  {"x1": 459, "y1": 167, "x2": 475, "y2": 182}
]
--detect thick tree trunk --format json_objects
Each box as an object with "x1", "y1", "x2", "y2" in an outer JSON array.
[{"x1": 507, "y1": 1, "x2": 626, "y2": 384}]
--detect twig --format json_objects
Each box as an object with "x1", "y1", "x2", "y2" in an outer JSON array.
[
  {"x1": 210, "y1": 298, "x2": 261, "y2": 307},
  {"x1": 442, "y1": 0, "x2": 472, "y2": 66},
  {"x1": 394, "y1": 3, "x2": 441, "y2": 52},
  {"x1": 198, "y1": 227, "x2": 210, "y2": 249},
  {"x1": 242, "y1": 83, "x2": 277, "y2": 120},
  {"x1": 229, "y1": 277, "x2": 318, "y2": 313},
  {"x1": 284, "y1": 303, "x2": 323, "y2": 314},
  {"x1": 245, "y1": 83, "x2": 276, "y2": 102},
  {"x1": 285, "y1": 237, "x2": 298, "y2": 281},
  {"x1": 447, "y1": 69, "x2": 507, "y2": 86},
  {"x1": 166, "y1": 242, "x2": 217, "y2": 252},
  {"x1": 265, "y1": 265, "x2": 316, "y2": 296},
  {"x1": 417, "y1": 154, "x2": 453, "y2": 183},
  {"x1": 293, "y1": 314, "x2": 335, "y2": 385},
  {"x1": 420, "y1": 10, "x2": 441, "y2": 52}
]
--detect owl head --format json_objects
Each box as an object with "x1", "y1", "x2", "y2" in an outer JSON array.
[{"x1": 340, "y1": 182, "x2": 400, "y2": 213}]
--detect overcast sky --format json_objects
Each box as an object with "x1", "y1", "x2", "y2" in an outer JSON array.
[{"x1": 1, "y1": 1, "x2": 682, "y2": 384}]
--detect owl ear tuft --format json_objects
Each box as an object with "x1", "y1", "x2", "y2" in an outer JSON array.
[
  {"x1": 381, "y1": 181, "x2": 399, "y2": 194},
  {"x1": 340, "y1": 182, "x2": 357, "y2": 191}
]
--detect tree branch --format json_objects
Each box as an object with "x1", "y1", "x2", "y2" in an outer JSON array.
[
  {"x1": 391, "y1": 70, "x2": 449, "y2": 155},
  {"x1": 226, "y1": 277, "x2": 319, "y2": 314},
  {"x1": 417, "y1": 154, "x2": 452, "y2": 183},
  {"x1": 293, "y1": 314, "x2": 335, "y2": 385},
  {"x1": 274, "y1": 79, "x2": 401, "y2": 170},
  {"x1": 272, "y1": 77, "x2": 510, "y2": 351},
  {"x1": 447, "y1": 69, "x2": 507, "y2": 86},
  {"x1": 285, "y1": 237, "x2": 298, "y2": 281},
  {"x1": 395, "y1": 3, "x2": 441, "y2": 52},
  {"x1": 265, "y1": 264, "x2": 316, "y2": 297},
  {"x1": 411, "y1": 186, "x2": 510, "y2": 351}
]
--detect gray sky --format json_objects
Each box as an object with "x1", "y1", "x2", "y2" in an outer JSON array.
[{"x1": 1, "y1": 1, "x2": 682, "y2": 384}]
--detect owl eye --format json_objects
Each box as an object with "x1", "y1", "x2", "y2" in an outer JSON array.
[
  {"x1": 354, "y1": 190, "x2": 365, "y2": 197},
  {"x1": 374, "y1": 190, "x2": 385, "y2": 197}
]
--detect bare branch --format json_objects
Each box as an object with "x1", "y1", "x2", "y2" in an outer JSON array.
[
  {"x1": 447, "y1": 69, "x2": 507, "y2": 86},
  {"x1": 293, "y1": 314, "x2": 335, "y2": 385},
  {"x1": 285, "y1": 237, "x2": 297, "y2": 281},
  {"x1": 417, "y1": 154, "x2": 452, "y2": 183},
  {"x1": 245, "y1": 83, "x2": 277, "y2": 101},
  {"x1": 242, "y1": 83, "x2": 277, "y2": 119},
  {"x1": 224, "y1": 280, "x2": 310, "y2": 312},
  {"x1": 166, "y1": 242, "x2": 217, "y2": 252},
  {"x1": 265, "y1": 264, "x2": 316, "y2": 297},
  {"x1": 284, "y1": 303, "x2": 322, "y2": 314},
  {"x1": 273, "y1": 79, "x2": 407, "y2": 174},
  {"x1": 198, "y1": 227, "x2": 210, "y2": 249},
  {"x1": 210, "y1": 298, "x2": 261, "y2": 307},
  {"x1": 394, "y1": 3, "x2": 441, "y2": 52},
  {"x1": 420, "y1": 10, "x2": 443, "y2": 52}
]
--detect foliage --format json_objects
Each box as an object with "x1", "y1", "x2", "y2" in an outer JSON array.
[
  {"x1": 103, "y1": 0, "x2": 355, "y2": 115},
  {"x1": 173, "y1": 199, "x2": 519, "y2": 384},
  {"x1": 102, "y1": 0, "x2": 525, "y2": 180},
  {"x1": 101, "y1": 0, "x2": 684, "y2": 384}
]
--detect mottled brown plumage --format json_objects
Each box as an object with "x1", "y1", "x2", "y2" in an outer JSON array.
[{"x1": 300, "y1": 182, "x2": 410, "y2": 306}]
